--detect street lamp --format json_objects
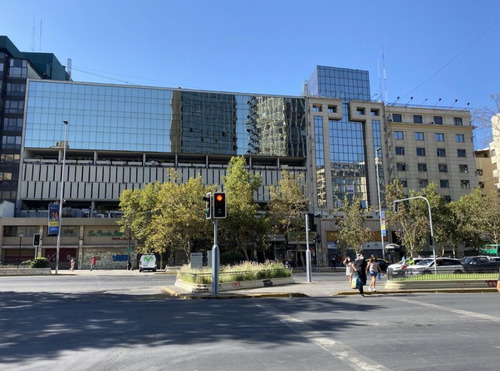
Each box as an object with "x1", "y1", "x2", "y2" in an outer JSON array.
[
  {"x1": 375, "y1": 147, "x2": 385, "y2": 259},
  {"x1": 55, "y1": 120, "x2": 69, "y2": 274},
  {"x1": 18, "y1": 234, "x2": 24, "y2": 267}
]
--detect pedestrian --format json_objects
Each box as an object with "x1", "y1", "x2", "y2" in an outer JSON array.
[
  {"x1": 90, "y1": 256, "x2": 96, "y2": 271},
  {"x1": 353, "y1": 253, "x2": 367, "y2": 296},
  {"x1": 331, "y1": 255, "x2": 337, "y2": 269},
  {"x1": 70, "y1": 258, "x2": 75, "y2": 271},
  {"x1": 343, "y1": 257, "x2": 353, "y2": 283},
  {"x1": 367, "y1": 255, "x2": 382, "y2": 292}
]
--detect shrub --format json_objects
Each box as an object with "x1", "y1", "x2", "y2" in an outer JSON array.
[
  {"x1": 20, "y1": 260, "x2": 31, "y2": 266},
  {"x1": 177, "y1": 260, "x2": 291, "y2": 284},
  {"x1": 30, "y1": 257, "x2": 50, "y2": 268}
]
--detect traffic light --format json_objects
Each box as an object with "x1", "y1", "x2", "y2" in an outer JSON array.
[
  {"x1": 33, "y1": 233, "x2": 41, "y2": 246},
  {"x1": 203, "y1": 192, "x2": 212, "y2": 219},
  {"x1": 213, "y1": 192, "x2": 226, "y2": 219}
]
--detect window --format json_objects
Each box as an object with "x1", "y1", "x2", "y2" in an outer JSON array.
[
  {"x1": 457, "y1": 149, "x2": 466, "y2": 157},
  {"x1": 460, "y1": 180, "x2": 470, "y2": 189},
  {"x1": 419, "y1": 179, "x2": 429, "y2": 188},
  {"x1": 418, "y1": 163, "x2": 427, "y2": 172},
  {"x1": 356, "y1": 108, "x2": 365, "y2": 115},
  {"x1": 394, "y1": 131, "x2": 404, "y2": 140},
  {"x1": 454, "y1": 117, "x2": 463, "y2": 126},
  {"x1": 476, "y1": 169, "x2": 483, "y2": 176},
  {"x1": 444, "y1": 195, "x2": 451, "y2": 202},
  {"x1": 459, "y1": 164, "x2": 468, "y2": 173},
  {"x1": 455, "y1": 134, "x2": 465, "y2": 142},
  {"x1": 440, "y1": 179, "x2": 449, "y2": 188},
  {"x1": 413, "y1": 115, "x2": 423, "y2": 123},
  {"x1": 435, "y1": 133, "x2": 445, "y2": 142},
  {"x1": 416, "y1": 147, "x2": 426, "y2": 156},
  {"x1": 395, "y1": 147, "x2": 405, "y2": 155},
  {"x1": 396, "y1": 163, "x2": 407, "y2": 171},
  {"x1": 415, "y1": 132, "x2": 424, "y2": 141},
  {"x1": 328, "y1": 105, "x2": 337, "y2": 113},
  {"x1": 313, "y1": 104, "x2": 322, "y2": 112},
  {"x1": 438, "y1": 164, "x2": 448, "y2": 173},
  {"x1": 437, "y1": 148, "x2": 446, "y2": 157},
  {"x1": 400, "y1": 178, "x2": 408, "y2": 187},
  {"x1": 433, "y1": 116, "x2": 443, "y2": 125},
  {"x1": 370, "y1": 109, "x2": 379, "y2": 116},
  {"x1": 392, "y1": 114, "x2": 402, "y2": 122}
]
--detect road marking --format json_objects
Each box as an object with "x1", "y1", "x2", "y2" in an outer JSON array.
[
  {"x1": 389, "y1": 297, "x2": 500, "y2": 323},
  {"x1": 255, "y1": 302, "x2": 391, "y2": 371}
]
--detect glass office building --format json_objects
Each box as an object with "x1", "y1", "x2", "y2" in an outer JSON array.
[
  {"x1": 25, "y1": 81, "x2": 306, "y2": 157},
  {"x1": 307, "y1": 66, "x2": 375, "y2": 206}
]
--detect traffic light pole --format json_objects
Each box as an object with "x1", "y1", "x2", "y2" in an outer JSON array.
[{"x1": 211, "y1": 219, "x2": 220, "y2": 295}]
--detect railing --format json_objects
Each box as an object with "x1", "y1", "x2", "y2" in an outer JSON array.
[{"x1": 388, "y1": 268, "x2": 499, "y2": 281}]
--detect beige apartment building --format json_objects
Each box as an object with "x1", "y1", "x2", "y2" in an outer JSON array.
[{"x1": 385, "y1": 105, "x2": 477, "y2": 202}]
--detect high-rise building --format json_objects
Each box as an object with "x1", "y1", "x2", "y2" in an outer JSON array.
[
  {"x1": 0, "y1": 36, "x2": 69, "y2": 204},
  {"x1": 0, "y1": 37, "x2": 479, "y2": 267}
]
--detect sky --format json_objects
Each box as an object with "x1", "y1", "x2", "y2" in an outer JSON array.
[{"x1": 2, "y1": 0, "x2": 500, "y2": 148}]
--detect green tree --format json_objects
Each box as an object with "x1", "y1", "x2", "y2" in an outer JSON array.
[
  {"x1": 219, "y1": 156, "x2": 265, "y2": 262},
  {"x1": 118, "y1": 182, "x2": 161, "y2": 252},
  {"x1": 336, "y1": 195, "x2": 372, "y2": 254},
  {"x1": 385, "y1": 179, "x2": 429, "y2": 257},
  {"x1": 151, "y1": 171, "x2": 212, "y2": 262},
  {"x1": 268, "y1": 169, "x2": 309, "y2": 260}
]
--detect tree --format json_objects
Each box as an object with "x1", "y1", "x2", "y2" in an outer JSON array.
[
  {"x1": 449, "y1": 187, "x2": 488, "y2": 254},
  {"x1": 336, "y1": 195, "x2": 372, "y2": 254},
  {"x1": 151, "y1": 171, "x2": 212, "y2": 263},
  {"x1": 219, "y1": 156, "x2": 265, "y2": 262},
  {"x1": 268, "y1": 169, "x2": 309, "y2": 261},
  {"x1": 118, "y1": 182, "x2": 161, "y2": 252},
  {"x1": 472, "y1": 92, "x2": 500, "y2": 148},
  {"x1": 385, "y1": 179, "x2": 429, "y2": 257}
]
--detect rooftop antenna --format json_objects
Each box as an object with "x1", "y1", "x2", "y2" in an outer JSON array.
[
  {"x1": 383, "y1": 47, "x2": 388, "y2": 103},
  {"x1": 420, "y1": 98, "x2": 428, "y2": 106},
  {"x1": 450, "y1": 99, "x2": 458, "y2": 107},
  {"x1": 67, "y1": 58, "x2": 72, "y2": 80},
  {"x1": 391, "y1": 96, "x2": 400, "y2": 106},
  {"x1": 463, "y1": 102, "x2": 470, "y2": 109},
  {"x1": 405, "y1": 96, "x2": 414, "y2": 107}
]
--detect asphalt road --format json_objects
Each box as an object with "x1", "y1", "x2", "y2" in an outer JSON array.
[{"x1": 1, "y1": 273, "x2": 499, "y2": 370}]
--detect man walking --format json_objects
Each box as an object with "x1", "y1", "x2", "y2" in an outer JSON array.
[{"x1": 90, "y1": 256, "x2": 96, "y2": 271}]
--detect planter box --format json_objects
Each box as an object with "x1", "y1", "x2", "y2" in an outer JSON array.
[
  {"x1": 175, "y1": 277, "x2": 294, "y2": 293},
  {"x1": 0, "y1": 268, "x2": 51, "y2": 276},
  {"x1": 385, "y1": 279, "x2": 498, "y2": 290}
]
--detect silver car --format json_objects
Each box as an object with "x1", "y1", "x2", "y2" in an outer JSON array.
[{"x1": 405, "y1": 257, "x2": 464, "y2": 275}]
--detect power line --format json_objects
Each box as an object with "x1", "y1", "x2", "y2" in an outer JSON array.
[{"x1": 401, "y1": 17, "x2": 500, "y2": 99}]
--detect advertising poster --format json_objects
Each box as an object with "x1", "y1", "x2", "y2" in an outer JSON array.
[{"x1": 48, "y1": 203, "x2": 60, "y2": 235}]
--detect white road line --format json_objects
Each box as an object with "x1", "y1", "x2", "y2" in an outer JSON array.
[
  {"x1": 255, "y1": 303, "x2": 391, "y2": 371},
  {"x1": 389, "y1": 297, "x2": 500, "y2": 323}
]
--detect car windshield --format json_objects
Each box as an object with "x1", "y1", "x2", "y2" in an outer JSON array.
[
  {"x1": 460, "y1": 257, "x2": 472, "y2": 264},
  {"x1": 415, "y1": 259, "x2": 433, "y2": 266}
]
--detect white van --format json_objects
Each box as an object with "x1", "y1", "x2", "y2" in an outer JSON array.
[{"x1": 139, "y1": 254, "x2": 157, "y2": 272}]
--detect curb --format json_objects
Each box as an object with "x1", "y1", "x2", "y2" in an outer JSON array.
[{"x1": 162, "y1": 286, "x2": 499, "y2": 299}]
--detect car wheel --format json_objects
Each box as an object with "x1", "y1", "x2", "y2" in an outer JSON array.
[{"x1": 454, "y1": 269, "x2": 463, "y2": 274}]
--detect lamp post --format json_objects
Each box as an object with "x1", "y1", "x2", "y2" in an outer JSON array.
[
  {"x1": 55, "y1": 120, "x2": 68, "y2": 274},
  {"x1": 18, "y1": 234, "x2": 23, "y2": 267},
  {"x1": 375, "y1": 147, "x2": 385, "y2": 259}
]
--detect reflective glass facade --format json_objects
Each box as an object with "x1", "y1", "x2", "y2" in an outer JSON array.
[
  {"x1": 25, "y1": 81, "x2": 307, "y2": 157},
  {"x1": 308, "y1": 66, "x2": 371, "y2": 205}
]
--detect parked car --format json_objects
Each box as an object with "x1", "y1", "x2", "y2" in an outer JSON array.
[
  {"x1": 387, "y1": 257, "x2": 426, "y2": 276},
  {"x1": 405, "y1": 257, "x2": 464, "y2": 275},
  {"x1": 459, "y1": 256, "x2": 500, "y2": 273}
]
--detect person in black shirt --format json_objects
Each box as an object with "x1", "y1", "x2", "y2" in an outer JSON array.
[{"x1": 353, "y1": 253, "x2": 367, "y2": 296}]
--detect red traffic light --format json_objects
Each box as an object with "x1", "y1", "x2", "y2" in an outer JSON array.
[{"x1": 213, "y1": 192, "x2": 226, "y2": 219}]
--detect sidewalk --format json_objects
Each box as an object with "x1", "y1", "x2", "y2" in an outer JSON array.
[{"x1": 54, "y1": 269, "x2": 498, "y2": 298}]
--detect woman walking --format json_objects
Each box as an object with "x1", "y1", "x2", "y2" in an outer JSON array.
[
  {"x1": 353, "y1": 253, "x2": 367, "y2": 296},
  {"x1": 367, "y1": 255, "x2": 382, "y2": 292},
  {"x1": 343, "y1": 257, "x2": 353, "y2": 283}
]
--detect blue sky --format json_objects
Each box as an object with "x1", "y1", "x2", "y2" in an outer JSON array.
[{"x1": 2, "y1": 0, "x2": 499, "y2": 147}]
